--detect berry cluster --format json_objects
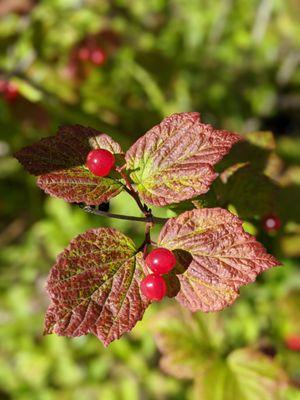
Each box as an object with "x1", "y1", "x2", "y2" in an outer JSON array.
[
  {"x1": 78, "y1": 46, "x2": 107, "y2": 66},
  {"x1": 0, "y1": 80, "x2": 19, "y2": 102},
  {"x1": 86, "y1": 148, "x2": 177, "y2": 302},
  {"x1": 141, "y1": 248, "x2": 176, "y2": 301}
]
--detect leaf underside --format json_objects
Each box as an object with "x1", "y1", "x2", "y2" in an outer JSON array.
[
  {"x1": 125, "y1": 112, "x2": 241, "y2": 206},
  {"x1": 158, "y1": 208, "x2": 279, "y2": 312},
  {"x1": 15, "y1": 125, "x2": 123, "y2": 205},
  {"x1": 44, "y1": 227, "x2": 149, "y2": 346}
]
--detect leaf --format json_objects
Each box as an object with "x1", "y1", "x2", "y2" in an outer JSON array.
[
  {"x1": 216, "y1": 134, "x2": 274, "y2": 175},
  {"x1": 158, "y1": 208, "x2": 279, "y2": 312},
  {"x1": 280, "y1": 234, "x2": 300, "y2": 257},
  {"x1": 278, "y1": 185, "x2": 300, "y2": 224},
  {"x1": 219, "y1": 165, "x2": 278, "y2": 219},
  {"x1": 245, "y1": 131, "x2": 276, "y2": 151},
  {"x1": 125, "y1": 112, "x2": 241, "y2": 206},
  {"x1": 44, "y1": 228, "x2": 149, "y2": 346},
  {"x1": 278, "y1": 290, "x2": 300, "y2": 334},
  {"x1": 15, "y1": 125, "x2": 123, "y2": 205},
  {"x1": 154, "y1": 305, "x2": 223, "y2": 379},
  {"x1": 195, "y1": 348, "x2": 288, "y2": 400}
]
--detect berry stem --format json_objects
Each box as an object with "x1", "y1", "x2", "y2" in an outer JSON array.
[
  {"x1": 81, "y1": 205, "x2": 167, "y2": 224},
  {"x1": 116, "y1": 167, "x2": 149, "y2": 215},
  {"x1": 136, "y1": 222, "x2": 153, "y2": 255}
]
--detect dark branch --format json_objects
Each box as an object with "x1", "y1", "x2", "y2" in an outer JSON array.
[{"x1": 81, "y1": 205, "x2": 168, "y2": 224}]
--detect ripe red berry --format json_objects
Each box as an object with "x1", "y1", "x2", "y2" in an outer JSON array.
[
  {"x1": 86, "y1": 149, "x2": 115, "y2": 177},
  {"x1": 0, "y1": 80, "x2": 19, "y2": 102},
  {"x1": 78, "y1": 47, "x2": 91, "y2": 61},
  {"x1": 262, "y1": 213, "x2": 281, "y2": 233},
  {"x1": 90, "y1": 48, "x2": 106, "y2": 65},
  {"x1": 140, "y1": 274, "x2": 167, "y2": 301},
  {"x1": 285, "y1": 335, "x2": 300, "y2": 351},
  {"x1": 145, "y1": 247, "x2": 176, "y2": 275}
]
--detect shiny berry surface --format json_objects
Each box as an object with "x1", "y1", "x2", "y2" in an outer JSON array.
[
  {"x1": 140, "y1": 274, "x2": 167, "y2": 301},
  {"x1": 90, "y1": 48, "x2": 106, "y2": 65},
  {"x1": 262, "y1": 213, "x2": 281, "y2": 232},
  {"x1": 146, "y1": 247, "x2": 176, "y2": 275},
  {"x1": 285, "y1": 335, "x2": 300, "y2": 351},
  {"x1": 86, "y1": 149, "x2": 115, "y2": 177}
]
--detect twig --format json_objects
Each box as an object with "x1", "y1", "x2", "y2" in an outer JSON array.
[
  {"x1": 82, "y1": 205, "x2": 167, "y2": 224},
  {"x1": 116, "y1": 167, "x2": 148, "y2": 214}
]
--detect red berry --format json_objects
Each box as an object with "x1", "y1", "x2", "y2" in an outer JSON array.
[
  {"x1": 140, "y1": 274, "x2": 167, "y2": 301},
  {"x1": 86, "y1": 149, "x2": 115, "y2": 177},
  {"x1": 0, "y1": 80, "x2": 6, "y2": 92},
  {"x1": 78, "y1": 47, "x2": 91, "y2": 61},
  {"x1": 0, "y1": 80, "x2": 19, "y2": 102},
  {"x1": 90, "y1": 48, "x2": 106, "y2": 65},
  {"x1": 285, "y1": 335, "x2": 300, "y2": 351},
  {"x1": 146, "y1": 247, "x2": 176, "y2": 275},
  {"x1": 262, "y1": 213, "x2": 281, "y2": 233}
]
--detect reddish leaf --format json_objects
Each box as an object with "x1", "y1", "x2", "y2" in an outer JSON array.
[
  {"x1": 44, "y1": 228, "x2": 149, "y2": 346},
  {"x1": 15, "y1": 125, "x2": 123, "y2": 205},
  {"x1": 158, "y1": 208, "x2": 280, "y2": 312},
  {"x1": 125, "y1": 112, "x2": 241, "y2": 206}
]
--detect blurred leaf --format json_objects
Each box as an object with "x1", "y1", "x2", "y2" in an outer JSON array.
[
  {"x1": 221, "y1": 165, "x2": 278, "y2": 219},
  {"x1": 154, "y1": 305, "x2": 223, "y2": 379},
  {"x1": 195, "y1": 348, "x2": 288, "y2": 400},
  {"x1": 245, "y1": 131, "x2": 276, "y2": 151}
]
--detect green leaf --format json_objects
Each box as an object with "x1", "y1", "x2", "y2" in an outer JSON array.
[
  {"x1": 125, "y1": 112, "x2": 240, "y2": 206},
  {"x1": 154, "y1": 305, "x2": 223, "y2": 379},
  {"x1": 195, "y1": 348, "x2": 288, "y2": 400},
  {"x1": 244, "y1": 131, "x2": 276, "y2": 151},
  {"x1": 216, "y1": 134, "x2": 274, "y2": 174},
  {"x1": 44, "y1": 228, "x2": 149, "y2": 346},
  {"x1": 15, "y1": 125, "x2": 123, "y2": 205},
  {"x1": 220, "y1": 165, "x2": 278, "y2": 219}
]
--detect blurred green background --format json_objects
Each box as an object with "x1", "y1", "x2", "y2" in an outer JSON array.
[{"x1": 1, "y1": 0, "x2": 300, "y2": 399}]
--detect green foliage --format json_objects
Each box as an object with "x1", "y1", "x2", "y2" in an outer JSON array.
[{"x1": 1, "y1": 0, "x2": 300, "y2": 399}]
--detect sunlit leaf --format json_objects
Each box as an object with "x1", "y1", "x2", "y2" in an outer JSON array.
[
  {"x1": 125, "y1": 112, "x2": 240, "y2": 206},
  {"x1": 44, "y1": 228, "x2": 149, "y2": 346},
  {"x1": 195, "y1": 348, "x2": 288, "y2": 400},
  {"x1": 159, "y1": 208, "x2": 279, "y2": 312},
  {"x1": 154, "y1": 305, "x2": 223, "y2": 379},
  {"x1": 245, "y1": 131, "x2": 276, "y2": 151}
]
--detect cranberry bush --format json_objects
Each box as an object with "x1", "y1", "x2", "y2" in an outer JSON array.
[{"x1": 15, "y1": 112, "x2": 279, "y2": 347}]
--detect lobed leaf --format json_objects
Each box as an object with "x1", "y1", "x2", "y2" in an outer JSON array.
[
  {"x1": 195, "y1": 348, "x2": 288, "y2": 400},
  {"x1": 154, "y1": 306, "x2": 223, "y2": 379},
  {"x1": 44, "y1": 228, "x2": 149, "y2": 346},
  {"x1": 15, "y1": 125, "x2": 123, "y2": 205},
  {"x1": 125, "y1": 112, "x2": 241, "y2": 206},
  {"x1": 219, "y1": 165, "x2": 277, "y2": 219},
  {"x1": 158, "y1": 208, "x2": 279, "y2": 312}
]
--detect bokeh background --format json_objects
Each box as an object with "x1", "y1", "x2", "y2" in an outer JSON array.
[{"x1": 1, "y1": 0, "x2": 300, "y2": 399}]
